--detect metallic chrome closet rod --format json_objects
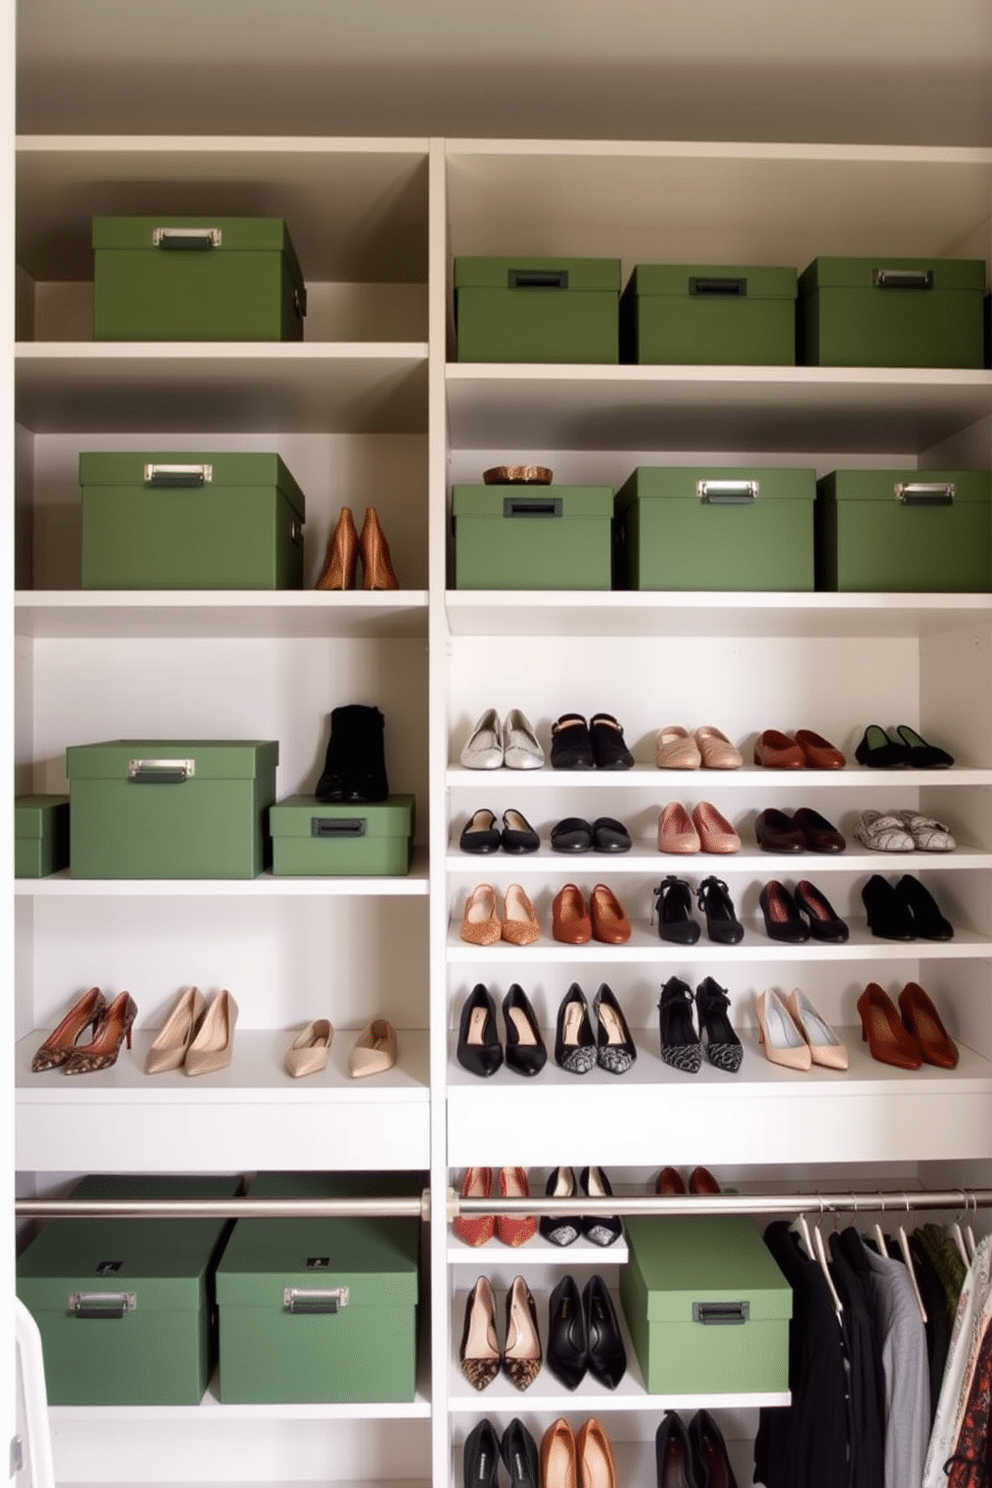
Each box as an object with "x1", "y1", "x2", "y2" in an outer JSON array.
[{"x1": 14, "y1": 1187, "x2": 992, "y2": 1222}]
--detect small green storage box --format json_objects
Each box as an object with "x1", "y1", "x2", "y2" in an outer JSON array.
[
  {"x1": 215, "y1": 1201, "x2": 419, "y2": 1403},
  {"x1": 65, "y1": 738, "x2": 279, "y2": 880},
  {"x1": 621, "y1": 264, "x2": 797, "y2": 365},
  {"x1": 269, "y1": 794, "x2": 414, "y2": 876},
  {"x1": 16, "y1": 1174, "x2": 241, "y2": 1406},
  {"x1": 79, "y1": 452, "x2": 306, "y2": 591},
  {"x1": 798, "y1": 256, "x2": 987, "y2": 367},
  {"x1": 817, "y1": 468, "x2": 992, "y2": 592},
  {"x1": 619, "y1": 1215, "x2": 791, "y2": 1395},
  {"x1": 614, "y1": 466, "x2": 816, "y2": 591},
  {"x1": 454, "y1": 257, "x2": 621, "y2": 363},
  {"x1": 93, "y1": 216, "x2": 306, "y2": 341},
  {"x1": 15, "y1": 794, "x2": 69, "y2": 878},
  {"x1": 452, "y1": 484, "x2": 614, "y2": 589}
]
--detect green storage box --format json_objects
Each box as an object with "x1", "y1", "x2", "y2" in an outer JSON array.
[
  {"x1": 452, "y1": 484, "x2": 614, "y2": 589},
  {"x1": 614, "y1": 465, "x2": 816, "y2": 591},
  {"x1": 79, "y1": 451, "x2": 306, "y2": 591},
  {"x1": 65, "y1": 738, "x2": 279, "y2": 880},
  {"x1": 269, "y1": 793, "x2": 414, "y2": 877},
  {"x1": 798, "y1": 256, "x2": 986, "y2": 367},
  {"x1": 215, "y1": 1201, "x2": 419, "y2": 1403},
  {"x1": 454, "y1": 257, "x2": 621, "y2": 363},
  {"x1": 619, "y1": 1215, "x2": 791, "y2": 1395},
  {"x1": 93, "y1": 216, "x2": 306, "y2": 341},
  {"x1": 16, "y1": 1174, "x2": 241, "y2": 1406},
  {"x1": 15, "y1": 794, "x2": 69, "y2": 878},
  {"x1": 817, "y1": 468, "x2": 992, "y2": 592},
  {"x1": 621, "y1": 263, "x2": 797, "y2": 365}
]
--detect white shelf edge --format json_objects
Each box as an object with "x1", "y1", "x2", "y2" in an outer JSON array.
[
  {"x1": 445, "y1": 362, "x2": 992, "y2": 389},
  {"x1": 444, "y1": 137, "x2": 992, "y2": 167},
  {"x1": 445, "y1": 765, "x2": 992, "y2": 789},
  {"x1": 444, "y1": 849, "x2": 992, "y2": 874},
  {"x1": 16, "y1": 341, "x2": 430, "y2": 360},
  {"x1": 15, "y1": 856, "x2": 429, "y2": 895},
  {"x1": 18, "y1": 134, "x2": 433, "y2": 154}
]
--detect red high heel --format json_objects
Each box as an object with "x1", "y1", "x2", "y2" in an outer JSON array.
[{"x1": 63, "y1": 991, "x2": 137, "y2": 1075}]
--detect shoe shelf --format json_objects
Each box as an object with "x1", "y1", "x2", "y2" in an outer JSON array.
[
  {"x1": 15, "y1": 591, "x2": 431, "y2": 641},
  {"x1": 446, "y1": 765, "x2": 992, "y2": 789},
  {"x1": 444, "y1": 846, "x2": 992, "y2": 874},
  {"x1": 15, "y1": 1027, "x2": 430, "y2": 1172},
  {"x1": 445, "y1": 1029, "x2": 992, "y2": 1168},
  {"x1": 451, "y1": 1440, "x2": 756, "y2": 1488},
  {"x1": 445, "y1": 591, "x2": 992, "y2": 640},
  {"x1": 14, "y1": 855, "x2": 430, "y2": 895},
  {"x1": 447, "y1": 1282, "x2": 789, "y2": 1413},
  {"x1": 447, "y1": 1232, "x2": 630, "y2": 1266}
]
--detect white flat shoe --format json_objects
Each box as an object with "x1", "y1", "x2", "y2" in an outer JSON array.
[
  {"x1": 460, "y1": 708, "x2": 504, "y2": 769},
  {"x1": 785, "y1": 988, "x2": 848, "y2": 1070},
  {"x1": 894, "y1": 809, "x2": 956, "y2": 852},
  {"x1": 503, "y1": 708, "x2": 544, "y2": 769},
  {"x1": 853, "y1": 809, "x2": 914, "y2": 852},
  {"x1": 284, "y1": 1018, "x2": 333, "y2": 1078}
]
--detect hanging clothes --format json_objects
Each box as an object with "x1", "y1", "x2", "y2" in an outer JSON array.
[
  {"x1": 910, "y1": 1234, "x2": 953, "y2": 1426},
  {"x1": 828, "y1": 1228, "x2": 886, "y2": 1488},
  {"x1": 943, "y1": 1318, "x2": 992, "y2": 1486},
  {"x1": 755, "y1": 1221, "x2": 849, "y2": 1488},
  {"x1": 917, "y1": 1222, "x2": 969, "y2": 1328},
  {"x1": 924, "y1": 1234, "x2": 992, "y2": 1486}
]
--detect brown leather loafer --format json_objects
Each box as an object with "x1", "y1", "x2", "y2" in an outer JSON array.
[
  {"x1": 753, "y1": 729, "x2": 805, "y2": 768},
  {"x1": 792, "y1": 806, "x2": 846, "y2": 853},
  {"x1": 755, "y1": 808, "x2": 805, "y2": 852},
  {"x1": 590, "y1": 884, "x2": 632, "y2": 944},
  {"x1": 795, "y1": 728, "x2": 846, "y2": 769},
  {"x1": 552, "y1": 883, "x2": 592, "y2": 944}
]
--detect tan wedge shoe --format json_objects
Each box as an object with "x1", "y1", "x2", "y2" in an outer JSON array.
[
  {"x1": 184, "y1": 989, "x2": 238, "y2": 1077},
  {"x1": 284, "y1": 1018, "x2": 334, "y2": 1078},
  {"x1": 145, "y1": 986, "x2": 206, "y2": 1074}
]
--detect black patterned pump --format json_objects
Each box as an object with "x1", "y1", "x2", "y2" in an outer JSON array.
[
  {"x1": 695, "y1": 977, "x2": 744, "y2": 1073},
  {"x1": 657, "y1": 976, "x2": 702, "y2": 1074}
]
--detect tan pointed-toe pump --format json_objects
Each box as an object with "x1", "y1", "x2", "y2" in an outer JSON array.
[
  {"x1": 146, "y1": 986, "x2": 206, "y2": 1074},
  {"x1": 316, "y1": 506, "x2": 359, "y2": 590},
  {"x1": 358, "y1": 506, "x2": 400, "y2": 590},
  {"x1": 184, "y1": 989, "x2": 238, "y2": 1077}
]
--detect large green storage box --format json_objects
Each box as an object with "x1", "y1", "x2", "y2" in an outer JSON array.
[
  {"x1": 92, "y1": 216, "x2": 306, "y2": 341},
  {"x1": 452, "y1": 484, "x2": 614, "y2": 589},
  {"x1": 269, "y1": 793, "x2": 414, "y2": 877},
  {"x1": 79, "y1": 451, "x2": 306, "y2": 591},
  {"x1": 816, "y1": 468, "x2": 992, "y2": 592},
  {"x1": 621, "y1": 263, "x2": 797, "y2": 365},
  {"x1": 454, "y1": 257, "x2": 621, "y2": 363},
  {"x1": 619, "y1": 1215, "x2": 791, "y2": 1395},
  {"x1": 15, "y1": 794, "x2": 69, "y2": 878},
  {"x1": 16, "y1": 1174, "x2": 241, "y2": 1406},
  {"x1": 65, "y1": 739, "x2": 279, "y2": 879},
  {"x1": 215, "y1": 1181, "x2": 419, "y2": 1403},
  {"x1": 798, "y1": 256, "x2": 986, "y2": 367},
  {"x1": 614, "y1": 466, "x2": 816, "y2": 591}
]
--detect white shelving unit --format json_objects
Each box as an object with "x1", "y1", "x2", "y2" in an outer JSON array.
[{"x1": 9, "y1": 116, "x2": 992, "y2": 1488}]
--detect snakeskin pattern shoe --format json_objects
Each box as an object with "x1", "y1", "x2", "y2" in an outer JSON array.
[
  {"x1": 459, "y1": 1276, "x2": 501, "y2": 1390},
  {"x1": 503, "y1": 1275, "x2": 542, "y2": 1390},
  {"x1": 657, "y1": 977, "x2": 702, "y2": 1074}
]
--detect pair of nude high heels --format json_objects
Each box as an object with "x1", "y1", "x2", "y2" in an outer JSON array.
[
  {"x1": 286, "y1": 1017, "x2": 399, "y2": 1078},
  {"x1": 315, "y1": 506, "x2": 399, "y2": 590},
  {"x1": 145, "y1": 987, "x2": 238, "y2": 1077},
  {"x1": 31, "y1": 986, "x2": 137, "y2": 1076}
]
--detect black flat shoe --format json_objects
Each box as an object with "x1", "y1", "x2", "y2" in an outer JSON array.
[
  {"x1": 589, "y1": 712, "x2": 634, "y2": 770},
  {"x1": 501, "y1": 1419, "x2": 539, "y2": 1488},
  {"x1": 794, "y1": 879, "x2": 849, "y2": 942},
  {"x1": 583, "y1": 1273, "x2": 627, "y2": 1388},
  {"x1": 501, "y1": 808, "x2": 540, "y2": 854},
  {"x1": 539, "y1": 1166, "x2": 581, "y2": 1247},
  {"x1": 654, "y1": 875, "x2": 701, "y2": 944},
  {"x1": 696, "y1": 875, "x2": 744, "y2": 944},
  {"x1": 457, "y1": 985, "x2": 504, "y2": 1076},
  {"x1": 792, "y1": 806, "x2": 846, "y2": 853},
  {"x1": 459, "y1": 808, "x2": 501, "y2": 854},
  {"x1": 759, "y1": 880, "x2": 811, "y2": 943},
  {"x1": 855, "y1": 724, "x2": 911, "y2": 769},
  {"x1": 895, "y1": 724, "x2": 955, "y2": 769},
  {"x1": 695, "y1": 976, "x2": 743, "y2": 1073},
  {"x1": 546, "y1": 1274, "x2": 587, "y2": 1390},
  {"x1": 550, "y1": 714, "x2": 594, "y2": 769},
  {"x1": 550, "y1": 816, "x2": 593, "y2": 852},
  {"x1": 861, "y1": 874, "x2": 916, "y2": 940},
  {"x1": 554, "y1": 984, "x2": 596, "y2": 1074},
  {"x1": 656, "y1": 1412, "x2": 701, "y2": 1488},
  {"x1": 593, "y1": 983, "x2": 637, "y2": 1073},
  {"x1": 579, "y1": 1166, "x2": 622, "y2": 1247},
  {"x1": 502, "y1": 984, "x2": 547, "y2": 1076},
  {"x1": 688, "y1": 1410, "x2": 739, "y2": 1488},
  {"x1": 755, "y1": 807, "x2": 805, "y2": 852},
  {"x1": 658, "y1": 976, "x2": 702, "y2": 1074},
  {"x1": 896, "y1": 873, "x2": 954, "y2": 939},
  {"x1": 464, "y1": 1418, "x2": 501, "y2": 1488},
  {"x1": 592, "y1": 816, "x2": 632, "y2": 852}
]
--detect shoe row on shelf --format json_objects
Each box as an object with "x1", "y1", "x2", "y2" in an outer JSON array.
[
  {"x1": 457, "y1": 984, "x2": 636, "y2": 1079},
  {"x1": 459, "y1": 714, "x2": 958, "y2": 772},
  {"x1": 460, "y1": 1272, "x2": 626, "y2": 1394}
]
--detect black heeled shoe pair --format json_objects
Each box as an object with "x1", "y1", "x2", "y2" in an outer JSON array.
[
  {"x1": 855, "y1": 723, "x2": 954, "y2": 770},
  {"x1": 759, "y1": 879, "x2": 848, "y2": 943},
  {"x1": 862, "y1": 873, "x2": 954, "y2": 940},
  {"x1": 315, "y1": 703, "x2": 389, "y2": 803},
  {"x1": 658, "y1": 976, "x2": 743, "y2": 1075},
  {"x1": 546, "y1": 1273, "x2": 627, "y2": 1390},
  {"x1": 653, "y1": 876, "x2": 743, "y2": 945},
  {"x1": 457, "y1": 985, "x2": 547, "y2": 1077},
  {"x1": 656, "y1": 1410, "x2": 740, "y2": 1488},
  {"x1": 555, "y1": 983, "x2": 637, "y2": 1075},
  {"x1": 540, "y1": 1165, "x2": 622, "y2": 1248},
  {"x1": 464, "y1": 1419, "x2": 538, "y2": 1488}
]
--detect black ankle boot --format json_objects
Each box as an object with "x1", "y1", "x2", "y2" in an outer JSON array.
[{"x1": 315, "y1": 704, "x2": 389, "y2": 803}]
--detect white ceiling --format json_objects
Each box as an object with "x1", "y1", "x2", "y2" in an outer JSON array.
[{"x1": 15, "y1": 0, "x2": 992, "y2": 145}]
